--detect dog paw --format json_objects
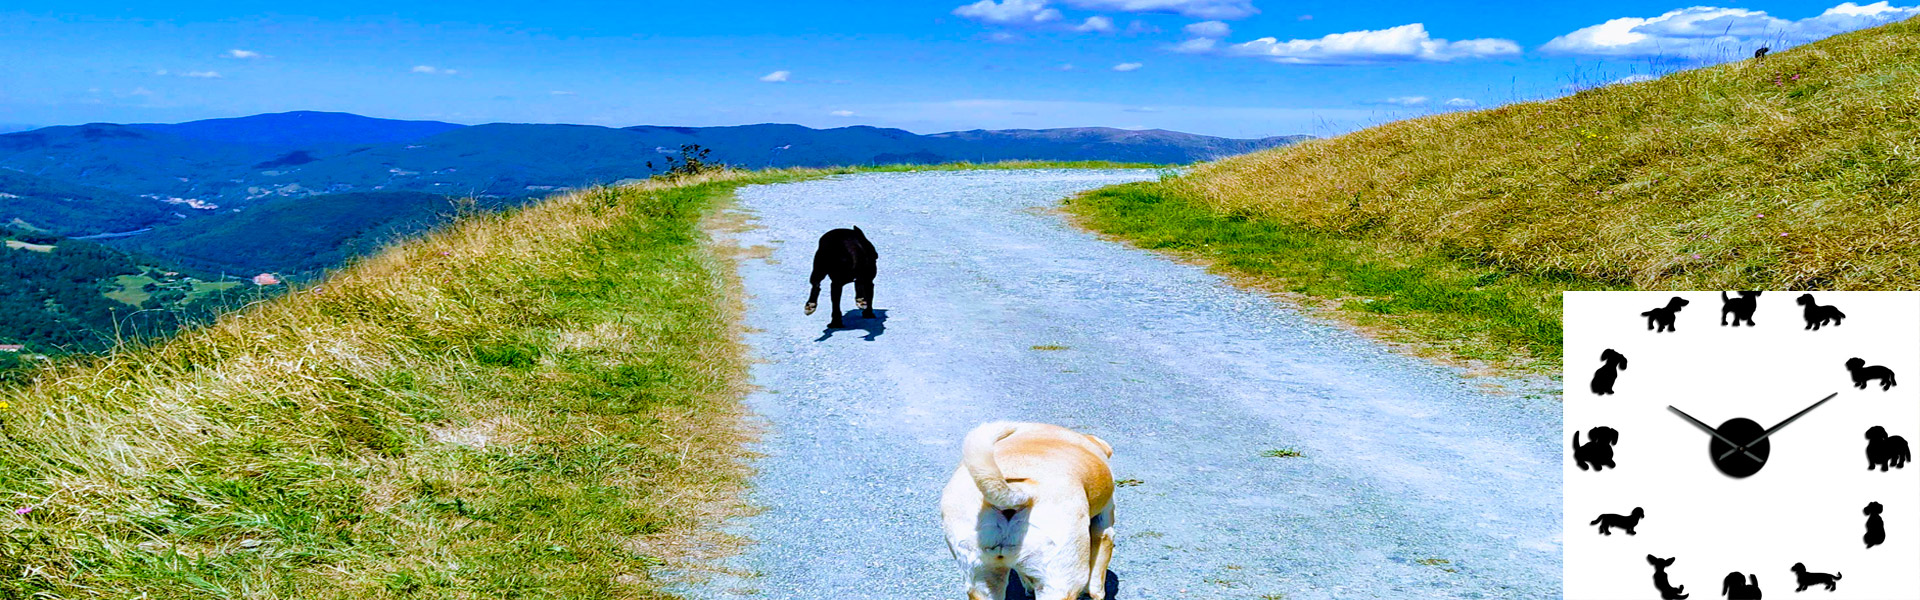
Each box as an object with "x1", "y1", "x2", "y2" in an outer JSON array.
[
  {"x1": 804, "y1": 302, "x2": 817, "y2": 315},
  {"x1": 855, "y1": 298, "x2": 871, "y2": 310}
]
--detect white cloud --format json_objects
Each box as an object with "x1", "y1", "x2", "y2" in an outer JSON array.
[
  {"x1": 551, "y1": 90, "x2": 577, "y2": 96},
  {"x1": 1542, "y1": 3, "x2": 1920, "y2": 58},
  {"x1": 831, "y1": 110, "x2": 857, "y2": 117},
  {"x1": 760, "y1": 70, "x2": 792, "y2": 82},
  {"x1": 953, "y1": 0, "x2": 1063, "y2": 26},
  {"x1": 1056, "y1": 63, "x2": 1078, "y2": 70},
  {"x1": 412, "y1": 65, "x2": 457, "y2": 75},
  {"x1": 1112, "y1": 62, "x2": 1144, "y2": 71},
  {"x1": 1124, "y1": 19, "x2": 1160, "y2": 34},
  {"x1": 1378, "y1": 96, "x2": 1429, "y2": 106},
  {"x1": 1297, "y1": 14, "x2": 1313, "y2": 21},
  {"x1": 1612, "y1": 73, "x2": 1658, "y2": 85},
  {"x1": 130, "y1": 87, "x2": 155, "y2": 96},
  {"x1": 1170, "y1": 37, "x2": 1218, "y2": 53},
  {"x1": 1061, "y1": 0, "x2": 1256, "y2": 20},
  {"x1": 1184, "y1": 20, "x2": 1231, "y2": 38},
  {"x1": 1211, "y1": 23, "x2": 1520, "y2": 64},
  {"x1": 1075, "y1": 16, "x2": 1117, "y2": 33},
  {"x1": 183, "y1": 70, "x2": 223, "y2": 78},
  {"x1": 223, "y1": 49, "x2": 263, "y2": 59},
  {"x1": 1444, "y1": 97, "x2": 1478, "y2": 107}
]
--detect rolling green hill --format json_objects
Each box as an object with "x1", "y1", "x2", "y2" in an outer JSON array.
[
  {"x1": 1068, "y1": 17, "x2": 1920, "y2": 371},
  {"x1": 0, "y1": 169, "x2": 171, "y2": 236}
]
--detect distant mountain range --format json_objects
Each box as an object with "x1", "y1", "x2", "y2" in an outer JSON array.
[{"x1": 0, "y1": 111, "x2": 1306, "y2": 277}]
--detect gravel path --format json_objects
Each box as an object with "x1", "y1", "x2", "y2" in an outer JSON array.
[{"x1": 688, "y1": 169, "x2": 1562, "y2": 599}]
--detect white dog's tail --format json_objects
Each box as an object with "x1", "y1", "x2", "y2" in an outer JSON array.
[{"x1": 962, "y1": 421, "x2": 1032, "y2": 510}]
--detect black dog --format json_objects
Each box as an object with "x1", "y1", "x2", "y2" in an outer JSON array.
[
  {"x1": 1845, "y1": 358, "x2": 1897, "y2": 391},
  {"x1": 1643, "y1": 297, "x2": 1690, "y2": 332},
  {"x1": 1798, "y1": 294, "x2": 1845, "y2": 330},
  {"x1": 1649, "y1": 554, "x2": 1690, "y2": 599},
  {"x1": 804, "y1": 227, "x2": 878, "y2": 329},
  {"x1": 1866, "y1": 426, "x2": 1911, "y2": 471},
  {"x1": 1573, "y1": 426, "x2": 1620, "y2": 471},
  {"x1": 1790, "y1": 563, "x2": 1840, "y2": 592},
  {"x1": 1754, "y1": 46, "x2": 1770, "y2": 59},
  {"x1": 1864, "y1": 502, "x2": 1885, "y2": 548},
  {"x1": 1720, "y1": 291, "x2": 1761, "y2": 326},
  {"x1": 1723, "y1": 572, "x2": 1762, "y2": 600},
  {"x1": 1591, "y1": 507, "x2": 1643, "y2": 535},
  {"x1": 1591, "y1": 349, "x2": 1628, "y2": 395}
]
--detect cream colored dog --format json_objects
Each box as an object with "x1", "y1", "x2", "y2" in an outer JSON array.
[{"x1": 940, "y1": 421, "x2": 1116, "y2": 600}]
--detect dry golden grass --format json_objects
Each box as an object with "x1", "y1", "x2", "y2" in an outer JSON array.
[{"x1": 1071, "y1": 18, "x2": 1920, "y2": 371}]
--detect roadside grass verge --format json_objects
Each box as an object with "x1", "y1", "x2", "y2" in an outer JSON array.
[
  {"x1": 0, "y1": 170, "x2": 796, "y2": 598},
  {"x1": 1068, "y1": 19, "x2": 1920, "y2": 373}
]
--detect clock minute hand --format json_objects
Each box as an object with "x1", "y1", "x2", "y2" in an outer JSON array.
[
  {"x1": 1667, "y1": 405, "x2": 1766, "y2": 462},
  {"x1": 1716, "y1": 392, "x2": 1839, "y2": 461}
]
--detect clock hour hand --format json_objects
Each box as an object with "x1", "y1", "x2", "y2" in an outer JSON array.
[
  {"x1": 1716, "y1": 392, "x2": 1838, "y2": 461},
  {"x1": 1668, "y1": 405, "x2": 1766, "y2": 463}
]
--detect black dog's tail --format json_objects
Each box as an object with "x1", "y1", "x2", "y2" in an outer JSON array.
[
  {"x1": 1640, "y1": 309, "x2": 1656, "y2": 317},
  {"x1": 1589, "y1": 515, "x2": 1602, "y2": 525},
  {"x1": 1573, "y1": 431, "x2": 1582, "y2": 455},
  {"x1": 1835, "y1": 572, "x2": 1843, "y2": 581}
]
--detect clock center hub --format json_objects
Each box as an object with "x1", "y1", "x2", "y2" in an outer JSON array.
[{"x1": 1710, "y1": 417, "x2": 1772, "y2": 478}]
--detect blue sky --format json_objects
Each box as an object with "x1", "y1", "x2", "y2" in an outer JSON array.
[{"x1": 1, "y1": 1, "x2": 1914, "y2": 137}]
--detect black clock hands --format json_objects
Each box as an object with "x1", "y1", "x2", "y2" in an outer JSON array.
[
  {"x1": 1667, "y1": 406, "x2": 1766, "y2": 463},
  {"x1": 1715, "y1": 393, "x2": 1838, "y2": 461}
]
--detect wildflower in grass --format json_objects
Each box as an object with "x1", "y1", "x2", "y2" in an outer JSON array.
[
  {"x1": 1692, "y1": 254, "x2": 1702, "y2": 259},
  {"x1": 0, "y1": 400, "x2": 8, "y2": 409},
  {"x1": 14, "y1": 506, "x2": 31, "y2": 515}
]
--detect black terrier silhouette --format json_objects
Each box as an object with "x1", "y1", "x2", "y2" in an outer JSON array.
[
  {"x1": 1591, "y1": 349, "x2": 1628, "y2": 395},
  {"x1": 1797, "y1": 294, "x2": 1845, "y2": 330},
  {"x1": 1864, "y1": 502, "x2": 1885, "y2": 548},
  {"x1": 1643, "y1": 297, "x2": 1691, "y2": 332},
  {"x1": 1866, "y1": 426, "x2": 1911, "y2": 471},
  {"x1": 1592, "y1": 507, "x2": 1644, "y2": 535},
  {"x1": 1723, "y1": 572, "x2": 1762, "y2": 600},
  {"x1": 1649, "y1": 554, "x2": 1690, "y2": 599},
  {"x1": 1720, "y1": 291, "x2": 1761, "y2": 326},
  {"x1": 1790, "y1": 563, "x2": 1840, "y2": 592},
  {"x1": 1845, "y1": 358, "x2": 1897, "y2": 391},
  {"x1": 1573, "y1": 426, "x2": 1619, "y2": 471}
]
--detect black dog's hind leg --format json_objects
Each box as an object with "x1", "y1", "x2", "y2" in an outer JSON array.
[
  {"x1": 855, "y1": 279, "x2": 875, "y2": 319},
  {"x1": 804, "y1": 270, "x2": 824, "y2": 315},
  {"x1": 827, "y1": 280, "x2": 847, "y2": 328}
]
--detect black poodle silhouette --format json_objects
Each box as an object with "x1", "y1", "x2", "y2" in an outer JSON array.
[
  {"x1": 1790, "y1": 562, "x2": 1840, "y2": 592},
  {"x1": 1864, "y1": 502, "x2": 1885, "y2": 549},
  {"x1": 1573, "y1": 426, "x2": 1619, "y2": 471},
  {"x1": 1591, "y1": 507, "x2": 1643, "y2": 535},
  {"x1": 1649, "y1": 554, "x2": 1690, "y2": 599},
  {"x1": 1720, "y1": 291, "x2": 1761, "y2": 326},
  {"x1": 1591, "y1": 349, "x2": 1628, "y2": 395},
  {"x1": 1866, "y1": 426, "x2": 1911, "y2": 471},
  {"x1": 1845, "y1": 358, "x2": 1897, "y2": 391},
  {"x1": 1643, "y1": 297, "x2": 1691, "y2": 332},
  {"x1": 1723, "y1": 572, "x2": 1762, "y2": 600},
  {"x1": 1798, "y1": 294, "x2": 1845, "y2": 330}
]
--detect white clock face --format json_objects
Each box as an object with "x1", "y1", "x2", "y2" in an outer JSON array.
[{"x1": 1565, "y1": 291, "x2": 1920, "y2": 600}]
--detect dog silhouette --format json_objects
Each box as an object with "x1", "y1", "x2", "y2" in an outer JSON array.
[
  {"x1": 1591, "y1": 349, "x2": 1628, "y2": 395},
  {"x1": 1592, "y1": 507, "x2": 1643, "y2": 535},
  {"x1": 1790, "y1": 563, "x2": 1840, "y2": 592},
  {"x1": 1720, "y1": 291, "x2": 1761, "y2": 326},
  {"x1": 1643, "y1": 297, "x2": 1691, "y2": 332},
  {"x1": 1754, "y1": 47, "x2": 1770, "y2": 59},
  {"x1": 1845, "y1": 358, "x2": 1897, "y2": 391},
  {"x1": 1797, "y1": 294, "x2": 1845, "y2": 330},
  {"x1": 1866, "y1": 426, "x2": 1911, "y2": 471},
  {"x1": 1649, "y1": 554, "x2": 1690, "y2": 599},
  {"x1": 1864, "y1": 502, "x2": 1885, "y2": 548},
  {"x1": 1723, "y1": 572, "x2": 1762, "y2": 600},
  {"x1": 1573, "y1": 426, "x2": 1619, "y2": 471}
]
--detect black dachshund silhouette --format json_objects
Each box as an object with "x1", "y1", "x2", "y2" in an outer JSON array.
[
  {"x1": 1573, "y1": 426, "x2": 1619, "y2": 471},
  {"x1": 1845, "y1": 358, "x2": 1897, "y2": 391},
  {"x1": 1592, "y1": 507, "x2": 1643, "y2": 535},
  {"x1": 804, "y1": 227, "x2": 878, "y2": 329},
  {"x1": 1591, "y1": 349, "x2": 1628, "y2": 395},
  {"x1": 1797, "y1": 294, "x2": 1845, "y2": 330},
  {"x1": 1649, "y1": 554, "x2": 1690, "y2": 599},
  {"x1": 1723, "y1": 572, "x2": 1762, "y2": 600},
  {"x1": 1864, "y1": 502, "x2": 1885, "y2": 548},
  {"x1": 1720, "y1": 291, "x2": 1761, "y2": 326},
  {"x1": 1790, "y1": 563, "x2": 1840, "y2": 592},
  {"x1": 1643, "y1": 297, "x2": 1690, "y2": 332},
  {"x1": 1866, "y1": 426, "x2": 1911, "y2": 471}
]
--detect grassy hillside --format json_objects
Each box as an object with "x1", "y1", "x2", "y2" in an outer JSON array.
[
  {"x1": 1068, "y1": 18, "x2": 1920, "y2": 372},
  {"x1": 0, "y1": 170, "x2": 785, "y2": 597}
]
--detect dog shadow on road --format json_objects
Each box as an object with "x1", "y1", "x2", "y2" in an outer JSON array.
[
  {"x1": 1003, "y1": 570, "x2": 1121, "y2": 599},
  {"x1": 815, "y1": 309, "x2": 888, "y2": 342}
]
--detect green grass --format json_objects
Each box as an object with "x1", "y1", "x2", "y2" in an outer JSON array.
[
  {"x1": 0, "y1": 170, "x2": 779, "y2": 598},
  {"x1": 1261, "y1": 447, "x2": 1305, "y2": 458},
  {"x1": 1068, "y1": 18, "x2": 1920, "y2": 373},
  {"x1": 104, "y1": 274, "x2": 244, "y2": 307}
]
